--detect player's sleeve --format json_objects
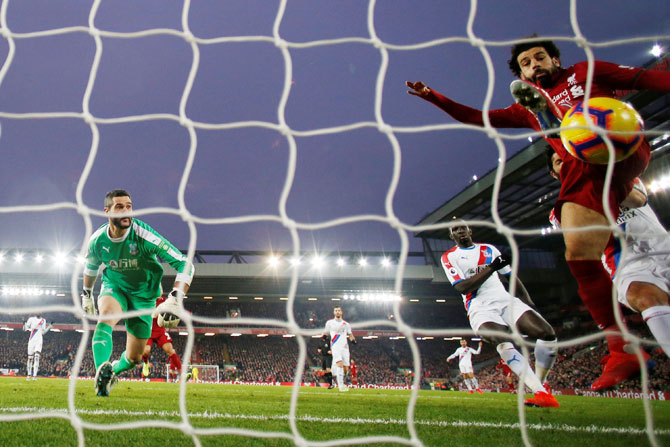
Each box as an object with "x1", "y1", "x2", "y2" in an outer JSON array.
[
  {"x1": 447, "y1": 350, "x2": 458, "y2": 361},
  {"x1": 441, "y1": 251, "x2": 465, "y2": 285},
  {"x1": 592, "y1": 60, "x2": 670, "y2": 91},
  {"x1": 346, "y1": 322, "x2": 352, "y2": 335},
  {"x1": 137, "y1": 222, "x2": 195, "y2": 285},
  {"x1": 424, "y1": 89, "x2": 535, "y2": 128},
  {"x1": 84, "y1": 237, "x2": 101, "y2": 278}
]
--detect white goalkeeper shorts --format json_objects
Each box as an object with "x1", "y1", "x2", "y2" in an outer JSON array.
[
  {"x1": 614, "y1": 254, "x2": 670, "y2": 311},
  {"x1": 468, "y1": 296, "x2": 536, "y2": 333},
  {"x1": 331, "y1": 347, "x2": 350, "y2": 367},
  {"x1": 459, "y1": 362, "x2": 474, "y2": 374},
  {"x1": 28, "y1": 337, "x2": 43, "y2": 356}
]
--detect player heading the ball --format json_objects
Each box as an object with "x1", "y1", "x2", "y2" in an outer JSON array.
[
  {"x1": 407, "y1": 34, "x2": 670, "y2": 391},
  {"x1": 81, "y1": 189, "x2": 194, "y2": 397}
]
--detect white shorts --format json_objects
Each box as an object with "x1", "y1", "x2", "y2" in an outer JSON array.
[
  {"x1": 615, "y1": 254, "x2": 670, "y2": 310},
  {"x1": 459, "y1": 362, "x2": 474, "y2": 374},
  {"x1": 28, "y1": 337, "x2": 43, "y2": 356},
  {"x1": 468, "y1": 296, "x2": 536, "y2": 333},
  {"x1": 331, "y1": 347, "x2": 350, "y2": 367}
]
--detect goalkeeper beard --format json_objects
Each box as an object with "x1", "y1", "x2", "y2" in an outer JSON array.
[{"x1": 110, "y1": 216, "x2": 132, "y2": 229}]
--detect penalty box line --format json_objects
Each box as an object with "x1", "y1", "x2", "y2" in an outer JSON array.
[{"x1": 2, "y1": 406, "x2": 668, "y2": 436}]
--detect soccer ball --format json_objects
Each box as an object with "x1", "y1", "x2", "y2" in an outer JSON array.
[{"x1": 559, "y1": 97, "x2": 644, "y2": 164}]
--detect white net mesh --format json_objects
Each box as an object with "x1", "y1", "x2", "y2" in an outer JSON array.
[{"x1": 0, "y1": 1, "x2": 668, "y2": 446}]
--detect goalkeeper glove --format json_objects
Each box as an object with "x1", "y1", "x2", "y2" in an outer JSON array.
[
  {"x1": 153, "y1": 289, "x2": 183, "y2": 328},
  {"x1": 81, "y1": 288, "x2": 97, "y2": 315},
  {"x1": 489, "y1": 255, "x2": 511, "y2": 271}
]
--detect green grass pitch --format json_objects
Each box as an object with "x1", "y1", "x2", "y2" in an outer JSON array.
[{"x1": 1, "y1": 377, "x2": 669, "y2": 447}]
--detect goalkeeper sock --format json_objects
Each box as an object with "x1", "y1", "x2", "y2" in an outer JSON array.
[
  {"x1": 113, "y1": 351, "x2": 136, "y2": 375},
  {"x1": 534, "y1": 338, "x2": 557, "y2": 383},
  {"x1": 497, "y1": 342, "x2": 545, "y2": 394},
  {"x1": 92, "y1": 323, "x2": 114, "y2": 370}
]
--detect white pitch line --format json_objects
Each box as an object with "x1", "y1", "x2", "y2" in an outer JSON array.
[{"x1": 2, "y1": 407, "x2": 668, "y2": 436}]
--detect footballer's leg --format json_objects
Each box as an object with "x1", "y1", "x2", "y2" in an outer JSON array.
[
  {"x1": 26, "y1": 355, "x2": 33, "y2": 381},
  {"x1": 628, "y1": 281, "x2": 670, "y2": 357},
  {"x1": 515, "y1": 311, "x2": 557, "y2": 384},
  {"x1": 561, "y1": 202, "x2": 647, "y2": 389},
  {"x1": 94, "y1": 294, "x2": 123, "y2": 396},
  {"x1": 142, "y1": 342, "x2": 152, "y2": 377},
  {"x1": 93, "y1": 295, "x2": 122, "y2": 370}
]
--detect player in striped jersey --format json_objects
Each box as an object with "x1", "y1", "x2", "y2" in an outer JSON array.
[
  {"x1": 447, "y1": 339, "x2": 483, "y2": 393},
  {"x1": 324, "y1": 306, "x2": 356, "y2": 392},
  {"x1": 23, "y1": 313, "x2": 52, "y2": 381},
  {"x1": 442, "y1": 223, "x2": 559, "y2": 407},
  {"x1": 81, "y1": 189, "x2": 195, "y2": 397}
]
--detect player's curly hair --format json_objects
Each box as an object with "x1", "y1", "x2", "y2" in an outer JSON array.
[
  {"x1": 104, "y1": 189, "x2": 131, "y2": 208},
  {"x1": 508, "y1": 34, "x2": 561, "y2": 77}
]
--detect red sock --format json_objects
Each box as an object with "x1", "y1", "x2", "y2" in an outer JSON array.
[
  {"x1": 169, "y1": 353, "x2": 182, "y2": 372},
  {"x1": 566, "y1": 259, "x2": 625, "y2": 352},
  {"x1": 142, "y1": 354, "x2": 149, "y2": 363}
]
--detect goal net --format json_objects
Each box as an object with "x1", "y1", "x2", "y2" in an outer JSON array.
[{"x1": 0, "y1": 1, "x2": 667, "y2": 447}]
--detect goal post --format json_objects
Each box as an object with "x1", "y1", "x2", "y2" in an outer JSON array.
[{"x1": 165, "y1": 363, "x2": 220, "y2": 383}]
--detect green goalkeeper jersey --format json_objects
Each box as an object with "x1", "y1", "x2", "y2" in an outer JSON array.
[{"x1": 84, "y1": 218, "x2": 193, "y2": 297}]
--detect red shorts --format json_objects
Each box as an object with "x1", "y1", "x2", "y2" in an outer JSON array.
[
  {"x1": 146, "y1": 327, "x2": 172, "y2": 348},
  {"x1": 553, "y1": 140, "x2": 651, "y2": 222}
]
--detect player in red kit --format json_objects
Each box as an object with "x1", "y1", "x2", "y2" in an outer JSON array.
[
  {"x1": 496, "y1": 358, "x2": 515, "y2": 392},
  {"x1": 350, "y1": 359, "x2": 358, "y2": 385},
  {"x1": 142, "y1": 295, "x2": 185, "y2": 382},
  {"x1": 407, "y1": 36, "x2": 670, "y2": 390}
]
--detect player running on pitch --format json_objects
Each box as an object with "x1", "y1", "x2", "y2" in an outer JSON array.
[
  {"x1": 408, "y1": 35, "x2": 670, "y2": 390},
  {"x1": 447, "y1": 339, "x2": 483, "y2": 394},
  {"x1": 324, "y1": 306, "x2": 356, "y2": 392},
  {"x1": 442, "y1": 223, "x2": 558, "y2": 407},
  {"x1": 81, "y1": 189, "x2": 194, "y2": 397},
  {"x1": 23, "y1": 313, "x2": 52, "y2": 381},
  {"x1": 141, "y1": 295, "x2": 190, "y2": 382}
]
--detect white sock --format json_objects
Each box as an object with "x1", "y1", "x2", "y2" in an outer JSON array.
[
  {"x1": 534, "y1": 339, "x2": 557, "y2": 383},
  {"x1": 471, "y1": 377, "x2": 479, "y2": 389},
  {"x1": 336, "y1": 366, "x2": 344, "y2": 387},
  {"x1": 642, "y1": 306, "x2": 670, "y2": 357},
  {"x1": 464, "y1": 378, "x2": 472, "y2": 390},
  {"x1": 27, "y1": 356, "x2": 33, "y2": 375},
  {"x1": 497, "y1": 342, "x2": 545, "y2": 394},
  {"x1": 33, "y1": 354, "x2": 40, "y2": 377}
]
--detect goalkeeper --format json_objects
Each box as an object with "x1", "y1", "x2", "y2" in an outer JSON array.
[{"x1": 81, "y1": 189, "x2": 194, "y2": 397}]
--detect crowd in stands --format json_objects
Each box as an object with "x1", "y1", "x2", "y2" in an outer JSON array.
[{"x1": 1, "y1": 322, "x2": 668, "y2": 392}]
